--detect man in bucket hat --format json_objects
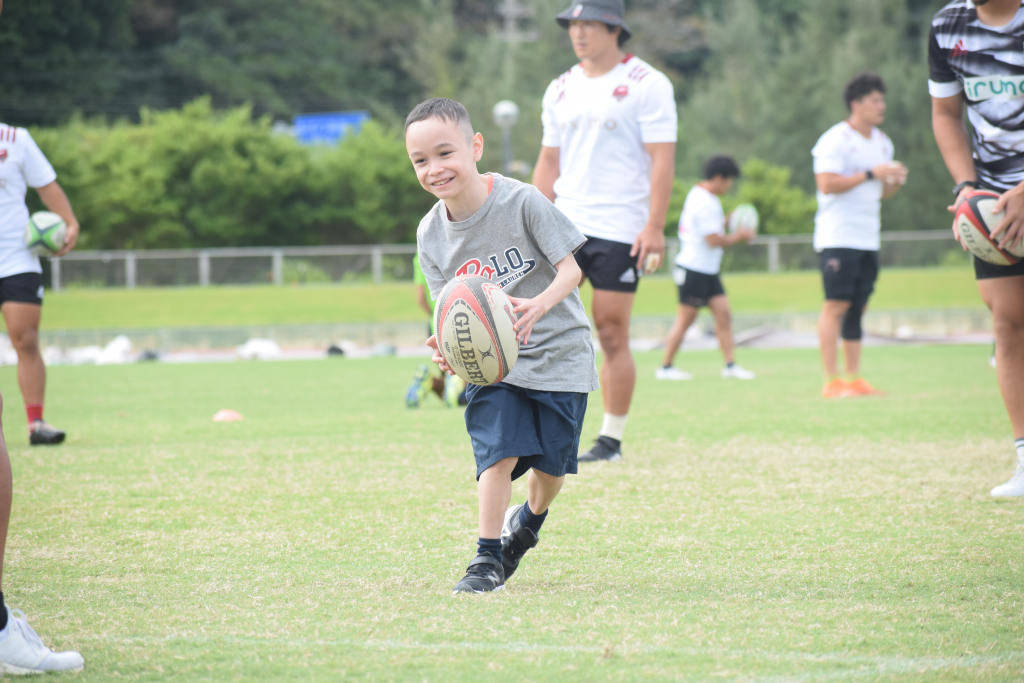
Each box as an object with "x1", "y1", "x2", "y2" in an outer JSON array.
[{"x1": 534, "y1": 0, "x2": 677, "y2": 463}]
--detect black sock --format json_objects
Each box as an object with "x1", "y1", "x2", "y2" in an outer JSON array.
[
  {"x1": 477, "y1": 537, "x2": 501, "y2": 559},
  {"x1": 518, "y1": 501, "x2": 547, "y2": 535},
  {"x1": 0, "y1": 592, "x2": 8, "y2": 630},
  {"x1": 662, "y1": 364, "x2": 672, "y2": 369},
  {"x1": 726, "y1": 361, "x2": 735, "y2": 368}
]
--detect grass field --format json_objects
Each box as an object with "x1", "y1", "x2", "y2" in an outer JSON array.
[
  {"x1": 29, "y1": 267, "x2": 983, "y2": 331},
  {"x1": 0, "y1": 344, "x2": 1019, "y2": 681}
]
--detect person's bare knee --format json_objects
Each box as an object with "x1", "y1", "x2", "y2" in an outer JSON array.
[
  {"x1": 9, "y1": 327, "x2": 39, "y2": 358},
  {"x1": 596, "y1": 321, "x2": 629, "y2": 357}
]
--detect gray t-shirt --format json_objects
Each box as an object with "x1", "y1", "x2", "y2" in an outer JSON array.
[{"x1": 417, "y1": 174, "x2": 599, "y2": 393}]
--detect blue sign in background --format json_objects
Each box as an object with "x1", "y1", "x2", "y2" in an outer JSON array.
[{"x1": 294, "y1": 111, "x2": 370, "y2": 145}]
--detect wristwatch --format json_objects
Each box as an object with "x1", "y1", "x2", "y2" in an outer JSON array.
[
  {"x1": 952, "y1": 180, "x2": 979, "y2": 196},
  {"x1": 865, "y1": 170, "x2": 874, "y2": 181}
]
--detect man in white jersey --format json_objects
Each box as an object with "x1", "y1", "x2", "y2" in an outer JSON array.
[
  {"x1": 0, "y1": 123, "x2": 78, "y2": 444},
  {"x1": 929, "y1": 0, "x2": 1024, "y2": 497},
  {"x1": 535, "y1": 0, "x2": 677, "y2": 463},
  {"x1": 812, "y1": 73, "x2": 907, "y2": 399},
  {"x1": 657, "y1": 156, "x2": 756, "y2": 381}
]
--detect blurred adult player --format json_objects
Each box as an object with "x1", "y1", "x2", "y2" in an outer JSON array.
[
  {"x1": 812, "y1": 73, "x2": 906, "y2": 399},
  {"x1": 535, "y1": 0, "x2": 677, "y2": 463},
  {"x1": 929, "y1": 0, "x2": 1024, "y2": 497},
  {"x1": 406, "y1": 253, "x2": 466, "y2": 408},
  {"x1": 657, "y1": 156, "x2": 756, "y2": 381},
  {"x1": 0, "y1": 119, "x2": 78, "y2": 444}
]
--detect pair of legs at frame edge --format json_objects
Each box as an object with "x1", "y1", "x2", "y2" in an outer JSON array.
[
  {"x1": 979, "y1": 275, "x2": 1024, "y2": 497},
  {"x1": 452, "y1": 461, "x2": 563, "y2": 594},
  {"x1": 817, "y1": 299, "x2": 883, "y2": 398},
  {"x1": 2, "y1": 302, "x2": 63, "y2": 445},
  {"x1": 659, "y1": 295, "x2": 755, "y2": 380}
]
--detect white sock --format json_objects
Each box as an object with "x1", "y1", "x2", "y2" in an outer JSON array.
[
  {"x1": 1016, "y1": 438, "x2": 1024, "y2": 463},
  {"x1": 600, "y1": 413, "x2": 627, "y2": 442}
]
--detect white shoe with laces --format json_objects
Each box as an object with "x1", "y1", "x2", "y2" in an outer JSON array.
[
  {"x1": 0, "y1": 607, "x2": 84, "y2": 674},
  {"x1": 655, "y1": 366, "x2": 693, "y2": 381},
  {"x1": 721, "y1": 364, "x2": 756, "y2": 380},
  {"x1": 991, "y1": 460, "x2": 1024, "y2": 498}
]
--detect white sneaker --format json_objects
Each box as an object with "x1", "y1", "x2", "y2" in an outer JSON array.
[
  {"x1": 655, "y1": 366, "x2": 693, "y2": 381},
  {"x1": 721, "y1": 364, "x2": 756, "y2": 380},
  {"x1": 0, "y1": 607, "x2": 84, "y2": 674},
  {"x1": 991, "y1": 460, "x2": 1024, "y2": 497}
]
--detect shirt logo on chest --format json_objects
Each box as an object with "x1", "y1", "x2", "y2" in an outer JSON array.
[
  {"x1": 950, "y1": 39, "x2": 968, "y2": 58},
  {"x1": 0, "y1": 150, "x2": 7, "y2": 163},
  {"x1": 455, "y1": 247, "x2": 537, "y2": 288},
  {"x1": 612, "y1": 85, "x2": 629, "y2": 101}
]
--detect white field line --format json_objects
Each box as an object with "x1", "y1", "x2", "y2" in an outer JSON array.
[{"x1": 85, "y1": 635, "x2": 1023, "y2": 680}]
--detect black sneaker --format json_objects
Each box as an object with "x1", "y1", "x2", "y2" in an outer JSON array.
[
  {"x1": 29, "y1": 421, "x2": 65, "y2": 446},
  {"x1": 500, "y1": 504, "x2": 538, "y2": 581},
  {"x1": 578, "y1": 436, "x2": 622, "y2": 463},
  {"x1": 452, "y1": 554, "x2": 505, "y2": 595}
]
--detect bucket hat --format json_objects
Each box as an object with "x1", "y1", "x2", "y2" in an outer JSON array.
[{"x1": 556, "y1": 0, "x2": 631, "y2": 42}]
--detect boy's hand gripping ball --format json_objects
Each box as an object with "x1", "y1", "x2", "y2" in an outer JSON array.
[
  {"x1": 954, "y1": 190, "x2": 1024, "y2": 265},
  {"x1": 434, "y1": 275, "x2": 519, "y2": 386}
]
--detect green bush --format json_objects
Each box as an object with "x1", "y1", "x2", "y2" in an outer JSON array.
[{"x1": 30, "y1": 98, "x2": 435, "y2": 250}]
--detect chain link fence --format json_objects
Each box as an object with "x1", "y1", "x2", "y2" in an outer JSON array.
[{"x1": 47, "y1": 231, "x2": 966, "y2": 290}]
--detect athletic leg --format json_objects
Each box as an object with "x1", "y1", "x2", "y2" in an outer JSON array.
[
  {"x1": 661, "y1": 304, "x2": 699, "y2": 368},
  {"x1": 978, "y1": 277, "x2": 1024, "y2": 438},
  {"x1": 592, "y1": 289, "x2": 636, "y2": 417},
  {"x1": 818, "y1": 299, "x2": 851, "y2": 377},
  {"x1": 0, "y1": 394, "x2": 9, "y2": 589},
  {"x1": 526, "y1": 469, "x2": 564, "y2": 515},
  {"x1": 1, "y1": 303, "x2": 44, "y2": 407},
  {"x1": 707, "y1": 294, "x2": 734, "y2": 365},
  {"x1": 477, "y1": 457, "x2": 518, "y2": 539}
]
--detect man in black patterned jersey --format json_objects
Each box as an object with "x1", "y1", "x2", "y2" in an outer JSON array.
[{"x1": 930, "y1": 0, "x2": 1024, "y2": 497}]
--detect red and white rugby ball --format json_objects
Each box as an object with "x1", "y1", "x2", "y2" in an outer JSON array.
[
  {"x1": 434, "y1": 275, "x2": 519, "y2": 386},
  {"x1": 954, "y1": 190, "x2": 1024, "y2": 265}
]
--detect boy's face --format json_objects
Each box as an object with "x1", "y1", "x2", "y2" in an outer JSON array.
[
  {"x1": 706, "y1": 175, "x2": 734, "y2": 196},
  {"x1": 406, "y1": 117, "x2": 484, "y2": 200}
]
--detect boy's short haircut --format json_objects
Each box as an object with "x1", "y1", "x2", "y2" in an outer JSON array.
[
  {"x1": 405, "y1": 98, "x2": 475, "y2": 141},
  {"x1": 702, "y1": 155, "x2": 740, "y2": 180},
  {"x1": 843, "y1": 72, "x2": 886, "y2": 111}
]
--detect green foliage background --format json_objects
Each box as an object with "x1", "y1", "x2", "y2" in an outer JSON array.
[{"x1": 4, "y1": 0, "x2": 953, "y2": 247}]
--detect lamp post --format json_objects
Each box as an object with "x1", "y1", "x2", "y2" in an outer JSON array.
[{"x1": 492, "y1": 100, "x2": 519, "y2": 176}]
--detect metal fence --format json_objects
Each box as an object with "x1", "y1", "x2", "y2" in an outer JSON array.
[{"x1": 48, "y1": 230, "x2": 966, "y2": 290}]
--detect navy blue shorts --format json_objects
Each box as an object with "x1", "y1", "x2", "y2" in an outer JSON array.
[{"x1": 464, "y1": 382, "x2": 588, "y2": 481}]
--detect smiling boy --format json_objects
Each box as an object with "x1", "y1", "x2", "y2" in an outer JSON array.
[{"x1": 406, "y1": 98, "x2": 599, "y2": 594}]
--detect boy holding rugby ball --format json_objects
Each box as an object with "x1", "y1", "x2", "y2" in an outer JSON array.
[{"x1": 405, "y1": 98, "x2": 599, "y2": 594}]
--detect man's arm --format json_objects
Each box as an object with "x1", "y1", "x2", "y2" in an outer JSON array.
[
  {"x1": 34, "y1": 181, "x2": 79, "y2": 256},
  {"x1": 816, "y1": 162, "x2": 906, "y2": 196},
  {"x1": 632, "y1": 141, "x2": 675, "y2": 272},
  {"x1": 705, "y1": 229, "x2": 753, "y2": 248},
  {"x1": 533, "y1": 146, "x2": 560, "y2": 202}
]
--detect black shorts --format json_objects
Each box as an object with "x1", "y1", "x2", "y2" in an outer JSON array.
[
  {"x1": 819, "y1": 248, "x2": 878, "y2": 306},
  {"x1": 0, "y1": 272, "x2": 42, "y2": 306},
  {"x1": 974, "y1": 255, "x2": 1024, "y2": 279},
  {"x1": 464, "y1": 382, "x2": 588, "y2": 482},
  {"x1": 574, "y1": 236, "x2": 640, "y2": 293},
  {"x1": 673, "y1": 266, "x2": 725, "y2": 308}
]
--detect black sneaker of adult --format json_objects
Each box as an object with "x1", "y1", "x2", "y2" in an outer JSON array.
[
  {"x1": 578, "y1": 436, "x2": 622, "y2": 463},
  {"x1": 452, "y1": 554, "x2": 505, "y2": 595},
  {"x1": 29, "y1": 421, "x2": 65, "y2": 446},
  {"x1": 500, "y1": 505, "x2": 539, "y2": 580}
]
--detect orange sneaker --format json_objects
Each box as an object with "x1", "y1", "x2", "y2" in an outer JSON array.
[
  {"x1": 822, "y1": 378, "x2": 853, "y2": 398},
  {"x1": 846, "y1": 377, "x2": 885, "y2": 396}
]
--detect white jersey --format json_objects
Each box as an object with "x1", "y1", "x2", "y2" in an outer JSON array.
[
  {"x1": 541, "y1": 54, "x2": 677, "y2": 245},
  {"x1": 811, "y1": 121, "x2": 893, "y2": 252},
  {"x1": 675, "y1": 185, "x2": 725, "y2": 275},
  {"x1": 0, "y1": 125, "x2": 56, "y2": 278}
]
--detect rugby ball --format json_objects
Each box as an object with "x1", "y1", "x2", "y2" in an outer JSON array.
[
  {"x1": 954, "y1": 190, "x2": 1024, "y2": 266},
  {"x1": 434, "y1": 275, "x2": 519, "y2": 386},
  {"x1": 728, "y1": 203, "x2": 759, "y2": 234},
  {"x1": 24, "y1": 211, "x2": 66, "y2": 257}
]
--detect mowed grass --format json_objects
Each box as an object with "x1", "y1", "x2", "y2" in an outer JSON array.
[
  {"x1": 0, "y1": 345, "x2": 1020, "y2": 681},
  {"x1": 29, "y1": 267, "x2": 982, "y2": 331}
]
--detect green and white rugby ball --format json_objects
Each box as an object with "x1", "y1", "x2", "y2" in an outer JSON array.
[
  {"x1": 24, "y1": 211, "x2": 66, "y2": 257},
  {"x1": 727, "y1": 203, "x2": 759, "y2": 234}
]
